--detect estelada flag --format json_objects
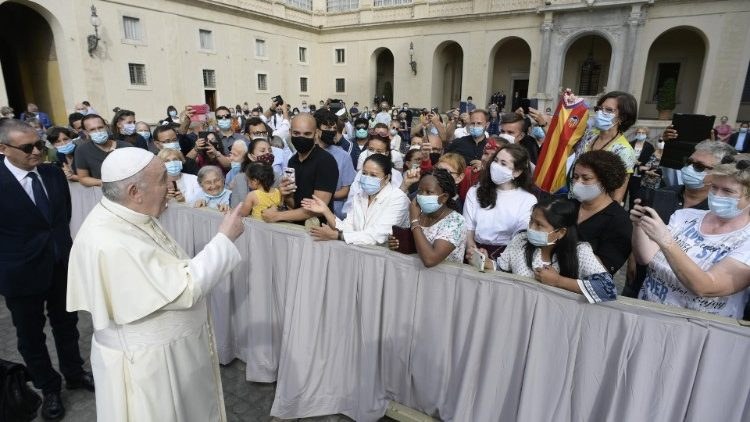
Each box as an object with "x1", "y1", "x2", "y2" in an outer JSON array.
[{"x1": 533, "y1": 99, "x2": 590, "y2": 192}]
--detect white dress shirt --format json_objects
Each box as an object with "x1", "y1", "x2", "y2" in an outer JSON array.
[
  {"x1": 336, "y1": 183, "x2": 410, "y2": 245},
  {"x1": 4, "y1": 158, "x2": 47, "y2": 204},
  {"x1": 342, "y1": 169, "x2": 403, "y2": 217}
]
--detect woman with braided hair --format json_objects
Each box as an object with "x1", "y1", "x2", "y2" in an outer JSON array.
[{"x1": 388, "y1": 168, "x2": 467, "y2": 267}]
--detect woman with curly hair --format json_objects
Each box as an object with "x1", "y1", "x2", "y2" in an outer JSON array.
[
  {"x1": 571, "y1": 150, "x2": 632, "y2": 274},
  {"x1": 463, "y1": 143, "x2": 538, "y2": 262},
  {"x1": 388, "y1": 168, "x2": 467, "y2": 267}
]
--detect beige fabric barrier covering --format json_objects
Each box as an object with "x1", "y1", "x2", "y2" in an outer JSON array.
[{"x1": 69, "y1": 183, "x2": 750, "y2": 422}]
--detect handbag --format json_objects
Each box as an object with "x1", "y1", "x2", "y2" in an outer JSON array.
[{"x1": 0, "y1": 359, "x2": 41, "y2": 422}]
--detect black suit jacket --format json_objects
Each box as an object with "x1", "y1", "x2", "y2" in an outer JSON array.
[
  {"x1": 728, "y1": 132, "x2": 750, "y2": 153},
  {"x1": 0, "y1": 157, "x2": 73, "y2": 297}
]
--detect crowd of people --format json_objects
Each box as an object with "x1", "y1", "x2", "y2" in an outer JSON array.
[
  {"x1": 3, "y1": 92, "x2": 750, "y2": 319},
  {"x1": 2, "y1": 89, "x2": 750, "y2": 418}
]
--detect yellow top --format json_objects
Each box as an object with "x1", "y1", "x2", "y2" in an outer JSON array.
[{"x1": 251, "y1": 188, "x2": 282, "y2": 219}]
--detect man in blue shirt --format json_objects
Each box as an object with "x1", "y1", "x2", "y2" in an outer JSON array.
[
  {"x1": 729, "y1": 122, "x2": 749, "y2": 153},
  {"x1": 314, "y1": 109, "x2": 356, "y2": 218}
]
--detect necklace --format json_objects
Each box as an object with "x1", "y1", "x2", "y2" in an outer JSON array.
[
  {"x1": 593, "y1": 131, "x2": 621, "y2": 151},
  {"x1": 419, "y1": 207, "x2": 450, "y2": 227}
]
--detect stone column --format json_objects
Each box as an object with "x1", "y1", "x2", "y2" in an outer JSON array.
[
  {"x1": 619, "y1": 4, "x2": 644, "y2": 92},
  {"x1": 537, "y1": 12, "x2": 554, "y2": 97}
]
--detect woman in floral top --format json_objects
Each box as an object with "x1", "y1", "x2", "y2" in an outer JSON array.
[{"x1": 389, "y1": 169, "x2": 466, "y2": 266}]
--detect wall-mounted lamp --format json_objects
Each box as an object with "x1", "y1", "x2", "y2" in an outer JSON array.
[
  {"x1": 409, "y1": 42, "x2": 417, "y2": 75},
  {"x1": 87, "y1": 5, "x2": 101, "y2": 57}
]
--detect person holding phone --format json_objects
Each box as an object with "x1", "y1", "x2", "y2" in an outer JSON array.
[
  {"x1": 631, "y1": 160, "x2": 750, "y2": 319},
  {"x1": 157, "y1": 148, "x2": 202, "y2": 205},
  {"x1": 482, "y1": 197, "x2": 616, "y2": 303}
]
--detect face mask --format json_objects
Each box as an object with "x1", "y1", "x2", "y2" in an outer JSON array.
[
  {"x1": 320, "y1": 130, "x2": 337, "y2": 145},
  {"x1": 256, "y1": 152, "x2": 275, "y2": 165},
  {"x1": 490, "y1": 162, "x2": 514, "y2": 185},
  {"x1": 571, "y1": 182, "x2": 603, "y2": 202},
  {"x1": 430, "y1": 126, "x2": 439, "y2": 136},
  {"x1": 416, "y1": 194, "x2": 442, "y2": 214},
  {"x1": 137, "y1": 130, "x2": 151, "y2": 141},
  {"x1": 121, "y1": 122, "x2": 136, "y2": 135},
  {"x1": 635, "y1": 133, "x2": 647, "y2": 141},
  {"x1": 681, "y1": 165, "x2": 706, "y2": 189},
  {"x1": 708, "y1": 192, "x2": 749, "y2": 219},
  {"x1": 169, "y1": 110, "x2": 178, "y2": 118},
  {"x1": 390, "y1": 128, "x2": 398, "y2": 136},
  {"x1": 594, "y1": 109, "x2": 616, "y2": 131},
  {"x1": 205, "y1": 189, "x2": 228, "y2": 199},
  {"x1": 356, "y1": 128, "x2": 368, "y2": 139},
  {"x1": 531, "y1": 126, "x2": 545, "y2": 140},
  {"x1": 741, "y1": 128, "x2": 748, "y2": 133},
  {"x1": 469, "y1": 126, "x2": 484, "y2": 138},
  {"x1": 90, "y1": 130, "x2": 109, "y2": 144},
  {"x1": 429, "y1": 152, "x2": 441, "y2": 165},
  {"x1": 165, "y1": 160, "x2": 183, "y2": 176},
  {"x1": 360, "y1": 174, "x2": 383, "y2": 195},
  {"x1": 57, "y1": 142, "x2": 75, "y2": 155},
  {"x1": 231, "y1": 161, "x2": 241, "y2": 170},
  {"x1": 217, "y1": 119, "x2": 232, "y2": 130},
  {"x1": 657, "y1": 141, "x2": 665, "y2": 149},
  {"x1": 291, "y1": 136, "x2": 315, "y2": 154},
  {"x1": 162, "y1": 142, "x2": 181, "y2": 150},
  {"x1": 527, "y1": 228, "x2": 556, "y2": 247}
]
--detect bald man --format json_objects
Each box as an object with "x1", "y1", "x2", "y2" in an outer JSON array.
[{"x1": 261, "y1": 113, "x2": 339, "y2": 223}]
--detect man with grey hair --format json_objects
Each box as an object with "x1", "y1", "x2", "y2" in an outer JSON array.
[
  {"x1": 0, "y1": 119, "x2": 92, "y2": 420},
  {"x1": 623, "y1": 138, "x2": 737, "y2": 298},
  {"x1": 67, "y1": 147, "x2": 246, "y2": 421}
]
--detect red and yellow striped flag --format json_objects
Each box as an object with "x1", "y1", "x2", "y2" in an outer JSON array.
[{"x1": 533, "y1": 100, "x2": 589, "y2": 192}]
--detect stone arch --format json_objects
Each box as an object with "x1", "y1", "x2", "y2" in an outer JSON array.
[
  {"x1": 431, "y1": 41, "x2": 463, "y2": 111},
  {"x1": 560, "y1": 31, "x2": 613, "y2": 97},
  {"x1": 371, "y1": 47, "x2": 394, "y2": 106},
  {"x1": 487, "y1": 36, "x2": 532, "y2": 111}
]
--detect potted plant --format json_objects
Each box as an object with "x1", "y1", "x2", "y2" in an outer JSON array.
[{"x1": 657, "y1": 78, "x2": 676, "y2": 120}]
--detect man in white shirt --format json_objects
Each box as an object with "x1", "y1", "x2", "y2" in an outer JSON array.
[{"x1": 374, "y1": 101, "x2": 392, "y2": 126}]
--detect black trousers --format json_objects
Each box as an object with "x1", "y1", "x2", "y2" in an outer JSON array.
[{"x1": 4, "y1": 262, "x2": 84, "y2": 394}]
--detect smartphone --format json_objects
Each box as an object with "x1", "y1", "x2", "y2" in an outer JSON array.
[
  {"x1": 520, "y1": 98, "x2": 538, "y2": 114},
  {"x1": 189, "y1": 104, "x2": 209, "y2": 122},
  {"x1": 470, "y1": 249, "x2": 486, "y2": 273},
  {"x1": 198, "y1": 131, "x2": 209, "y2": 140},
  {"x1": 284, "y1": 168, "x2": 296, "y2": 184}
]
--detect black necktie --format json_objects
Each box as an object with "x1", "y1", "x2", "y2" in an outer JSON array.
[{"x1": 27, "y1": 172, "x2": 52, "y2": 222}]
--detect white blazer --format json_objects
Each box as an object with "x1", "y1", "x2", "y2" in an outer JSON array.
[{"x1": 336, "y1": 183, "x2": 410, "y2": 246}]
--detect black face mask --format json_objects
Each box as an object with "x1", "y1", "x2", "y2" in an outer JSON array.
[
  {"x1": 429, "y1": 152, "x2": 441, "y2": 165},
  {"x1": 320, "y1": 130, "x2": 337, "y2": 145},
  {"x1": 292, "y1": 136, "x2": 315, "y2": 154}
]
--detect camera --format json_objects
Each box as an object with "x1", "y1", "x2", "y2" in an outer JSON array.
[{"x1": 272, "y1": 95, "x2": 284, "y2": 105}]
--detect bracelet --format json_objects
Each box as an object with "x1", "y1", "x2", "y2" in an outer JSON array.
[
  {"x1": 410, "y1": 224, "x2": 422, "y2": 231},
  {"x1": 410, "y1": 218, "x2": 419, "y2": 226}
]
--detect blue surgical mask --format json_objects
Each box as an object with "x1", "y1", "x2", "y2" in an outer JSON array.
[
  {"x1": 217, "y1": 119, "x2": 232, "y2": 130},
  {"x1": 356, "y1": 128, "x2": 368, "y2": 139},
  {"x1": 594, "y1": 110, "x2": 616, "y2": 131},
  {"x1": 169, "y1": 110, "x2": 178, "y2": 118},
  {"x1": 121, "y1": 122, "x2": 136, "y2": 135},
  {"x1": 708, "y1": 192, "x2": 748, "y2": 219},
  {"x1": 531, "y1": 126, "x2": 545, "y2": 140},
  {"x1": 740, "y1": 128, "x2": 748, "y2": 133},
  {"x1": 205, "y1": 189, "x2": 228, "y2": 199},
  {"x1": 681, "y1": 165, "x2": 705, "y2": 189},
  {"x1": 231, "y1": 161, "x2": 241, "y2": 170},
  {"x1": 165, "y1": 160, "x2": 183, "y2": 176},
  {"x1": 416, "y1": 194, "x2": 442, "y2": 214},
  {"x1": 429, "y1": 126, "x2": 439, "y2": 136},
  {"x1": 57, "y1": 141, "x2": 75, "y2": 155},
  {"x1": 137, "y1": 130, "x2": 151, "y2": 141},
  {"x1": 162, "y1": 142, "x2": 181, "y2": 151},
  {"x1": 90, "y1": 130, "x2": 109, "y2": 144},
  {"x1": 359, "y1": 174, "x2": 383, "y2": 195},
  {"x1": 527, "y1": 228, "x2": 556, "y2": 247},
  {"x1": 634, "y1": 133, "x2": 647, "y2": 141},
  {"x1": 469, "y1": 126, "x2": 484, "y2": 138}
]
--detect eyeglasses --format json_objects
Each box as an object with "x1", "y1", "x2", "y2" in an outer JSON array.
[
  {"x1": 216, "y1": 115, "x2": 231, "y2": 120},
  {"x1": 250, "y1": 131, "x2": 268, "y2": 136},
  {"x1": 685, "y1": 157, "x2": 713, "y2": 172},
  {"x1": 594, "y1": 106, "x2": 617, "y2": 115},
  {"x1": 5, "y1": 140, "x2": 46, "y2": 154}
]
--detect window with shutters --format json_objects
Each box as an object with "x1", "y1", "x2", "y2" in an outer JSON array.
[
  {"x1": 257, "y1": 74, "x2": 268, "y2": 91},
  {"x1": 128, "y1": 63, "x2": 147, "y2": 85},
  {"x1": 123, "y1": 16, "x2": 142, "y2": 41},
  {"x1": 336, "y1": 78, "x2": 345, "y2": 93},
  {"x1": 203, "y1": 69, "x2": 216, "y2": 88}
]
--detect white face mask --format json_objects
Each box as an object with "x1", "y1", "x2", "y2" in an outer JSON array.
[
  {"x1": 490, "y1": 162, "x2": 513, "y2": 185},
  {"x1": 571, "y1": 182, "x2": 603, "y2": 202}
]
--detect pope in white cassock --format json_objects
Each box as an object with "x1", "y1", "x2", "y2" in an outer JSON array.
[{"x1": 66, "y1": 148, "x2": 246, "y2": 421}]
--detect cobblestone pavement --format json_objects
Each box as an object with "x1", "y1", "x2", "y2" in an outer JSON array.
[{"x1": 0, "y1": 296, "x2": 354, "y2": 422}]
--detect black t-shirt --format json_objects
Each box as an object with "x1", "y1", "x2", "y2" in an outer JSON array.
[
  {"x1": 74, "y1": 140, "x2": 134, "y2": 179},
  {"x1": 446, "y1": 135, "x2": 486, "y2": 164},
  {"x1": 116, "y1": 133, "x2": 149, "y2": 150},
  {"x1": 288, "y1": 145, "x2": 339, "y2": 212},
  {"x1": 520, "y1": 135, "x2": 541, "y2": 165},
  {"x1": 577, "y1": 200, "x2": 633, "y2": 275}
]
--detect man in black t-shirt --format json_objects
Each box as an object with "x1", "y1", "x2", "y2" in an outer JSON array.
[{"x1": 261, "y1": 113, "x2": 338, "y2": 223}]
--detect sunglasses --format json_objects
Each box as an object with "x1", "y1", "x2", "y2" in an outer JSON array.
[
  {"x1": 6, "y1": 140, "x2": 46, "y2": 154},
  {"x1": 685, "y1": 157, "x2": 713, "y2": 172},
  {"x1": 216, "y1": 115, "x2": 231, "y2": 120},
  {"x1": 355, "y1": 125, "x2": 368, "y2": 130}
]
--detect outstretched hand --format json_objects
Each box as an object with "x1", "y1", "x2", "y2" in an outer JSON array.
[{"x1": 219, "y1": 204, "x2": 245, "y2": 241}]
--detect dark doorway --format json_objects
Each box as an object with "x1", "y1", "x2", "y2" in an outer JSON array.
[
  {"x1": 204, "y1": 90, "x2": 217, "y2": 111},
  {"x1": 0, "y1": 2, "x2": 65, "y2": 124},
  {"x1": 375, "y1": 49, "x2": 394, "y2": 106}
]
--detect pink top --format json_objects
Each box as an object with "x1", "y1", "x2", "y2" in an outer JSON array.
[{"x1": 715, "y1": 124, "x2": 733, "y2": 140}]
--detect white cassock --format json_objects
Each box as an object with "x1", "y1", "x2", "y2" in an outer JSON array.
[{"x1": 67, "y1": 197, "x2": 241, "y2": 421}]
